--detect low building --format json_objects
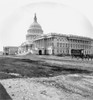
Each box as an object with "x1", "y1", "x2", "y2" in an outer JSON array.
[
  {"x1": 3, "y1": 46, "x2": 18, "y2": 55},
  {"x1": 0, "y1": 51, "x2": 3, "y2": 55}
]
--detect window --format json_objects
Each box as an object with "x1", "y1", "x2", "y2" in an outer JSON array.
[
  {"x1": 63, "y1": 50, "x2": 64, "y2": 53},
  {"x1": 66, "y1": 43, "x2": 67, "y2": 47},
  {"x1": 60, "y1": 49, "x2": 62, "y2": 53},
  {"x1": 52, "y1": 43, "x2": 54, "y2": 47},
  {"x1": 57, "y1": 43, "x2": 59, "y2": 47},
  {"x1": 57, "y1": 49, "x2": 59, "y2": 53},
  {"x1": 57, "y1": 38, "x2": 59, "y2": 41},
  {"x1": 63, "y1": 43, "x2": 64, "y2": 47},
  {"x1": 71, "y1": 44, "x2": 72, "y2": 48},
  {"x1": 60, "y1": 43, "x2": 62, "y2": 47}
]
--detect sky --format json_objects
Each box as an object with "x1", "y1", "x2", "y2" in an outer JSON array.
[{"x1": 0, "y1": 0, "x2": 93, "y2": 51}]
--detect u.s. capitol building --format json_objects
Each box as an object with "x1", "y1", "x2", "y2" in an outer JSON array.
[{"x1": 18, "y1": 14, "x2": 93, "y2": 55}]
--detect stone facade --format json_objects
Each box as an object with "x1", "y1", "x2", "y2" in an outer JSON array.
[
  {"x1": 3, "y1": 46, "x2": 18, "y2": 55},
  {"x1": 18, "y1": 14, "x2": 93, "y2": 55},
  {"x1": 33, "y1": 33, "x2": 93, "y2": 55}
]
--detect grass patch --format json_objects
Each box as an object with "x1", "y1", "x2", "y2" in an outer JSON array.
[{"x1": 0, "y1": 57, "x2": 92, "y2": 79}]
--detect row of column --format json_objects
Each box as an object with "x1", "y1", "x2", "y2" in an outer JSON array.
[{"x1": 19, "y1": 44, "x2": 33, "y2": 54}]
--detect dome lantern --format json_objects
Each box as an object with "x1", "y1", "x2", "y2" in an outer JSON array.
[{"x1": 34, "y1": 13, "x2": 37, "y2": 22}]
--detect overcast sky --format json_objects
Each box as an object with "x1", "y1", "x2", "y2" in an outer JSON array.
[{"x1": 0, "y1": 0, "x2": 93, "y2": 51}]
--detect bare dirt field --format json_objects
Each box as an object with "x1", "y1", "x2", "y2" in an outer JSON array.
[{"x1": 0, "y1": 55, "x2": 93, "y2": 100}]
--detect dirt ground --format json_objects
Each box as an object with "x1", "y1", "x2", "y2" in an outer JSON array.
[{"x1": 0, "y1": 55, "x2": 93, "y2": 100}]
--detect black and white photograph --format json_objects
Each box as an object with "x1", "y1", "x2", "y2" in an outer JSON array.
[{"x1": 0, "y1": 0, "x2": 93, "y2": 100}]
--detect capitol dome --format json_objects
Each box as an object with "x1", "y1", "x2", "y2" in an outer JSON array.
[
  {"x1": 24, "y1": 2, "x2": 93, "y2": 38},
  {"x1": 27, "y1": 13, "x2": 43, "y2": 35},
  {"x1": 26, "y1": 13, "x2": 43, "y2": 41}
]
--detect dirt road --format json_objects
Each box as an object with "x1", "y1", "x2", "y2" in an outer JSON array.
[{"x1": 0, "y1": 74, "x2": 93, "y2": 100}]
